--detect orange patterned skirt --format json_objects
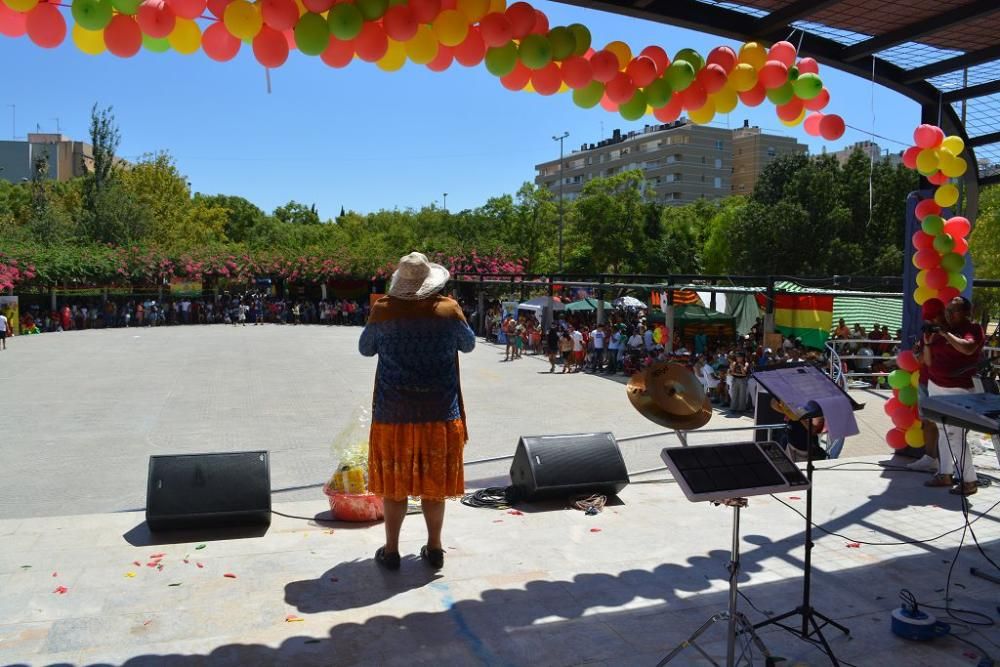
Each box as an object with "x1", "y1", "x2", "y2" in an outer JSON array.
[{"x1": 367, "y1": 419, "x2": 467, "y2": 501}]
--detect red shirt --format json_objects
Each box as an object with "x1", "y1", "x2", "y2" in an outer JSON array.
[{"x1": 927, "y1": 321, "x2": 984, "y2": 389}]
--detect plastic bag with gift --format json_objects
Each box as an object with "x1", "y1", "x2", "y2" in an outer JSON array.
[{"x1": 324, "y1": 407, "x2": 384, "y2": 521}]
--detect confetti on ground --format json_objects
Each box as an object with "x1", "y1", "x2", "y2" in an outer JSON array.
[
  {"x1": 195, "y1": 544, "x2": 206, "y2": 550},
  {"x1": 20, "y1": 565, "x2": 31, "y2": 570},
  {"x1": 133, "y1": 561, "x2": 142, "y2": 567},
  {"x1": 788, "y1": 496, "x2": 802, "y2": 501},
  {"x1": 507, "y1": 510, "x2": 524, "y2": 516},
  {"x1": 223, "y1": 573, "x2": 237, "y2": 579},
  {"x1": 492, "y1": 520, "x2": 504, "y2": 523},
  {"x1": 590, "y1": 528, "x2": 602, "y2": 533},
  {"x1": 53, "y1": 586, "x2": 68, "y2": 595},
  {"x1": 146, "y1": 563, "x2": 158, "y2": 568},
  {"x1": 846, "y1": 543, "x2": 861, "y2": 548},
  {"x1": 168, "y1": 583, "x2": 182, "y2": 587},
  {"x1": 143, "y1": 620, "x2": 152, "y2": 626},
  {"x1": 125, "y1": 572, "x2": 136, "y2": 578},
  {"x1": 150, "y1": 553, "x2": 165, "y2": 558},
  {"x1": 285, "y1": 614, "x2": 304, "y2": 622},
  {"x1": 196, "y1": 563, "x2": 204, "y2": 569},
  {"x1": 324, "y1": 529, "x2": 335, "y2": 534},
  {"x1": 51, "y1": 572, "x2": 58, "y2": 577},
  {"x1": 157, "y1": 564, "x2": 165, "y2": 571},
  {"x1": 183, "y1": 559, "x2": 189, "y2": 564}
]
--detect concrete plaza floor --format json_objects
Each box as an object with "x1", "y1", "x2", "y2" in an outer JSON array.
[{"x1": 1, "y1": 325, "x2": 998, "y2": 666}]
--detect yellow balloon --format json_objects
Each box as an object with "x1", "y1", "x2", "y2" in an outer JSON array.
[
  {"x1": 604, "y1": 40, "x2": 631, "y2": 69},
  {"x1": 941, "y1": 156, "x2": 967, "y2": 178},
  {"x1": 456, "y1": 0, "x2": 489, "y2": 22},
  {"x1": 72, "y1": 24, "x2": 105, "y2": 56},
  {"x1": 688, "y1": 98, "x2": 716, "y2": 125},
  {"x1": 432, "y1": 9, "x2": 468, "y2": 47},
  {"x1": 487, "y1": 0, "x2": 506, "y2": 12},
  {"x1": 646, "y1": 104, "x2": 654, "y2": 116},
  {"x1": 376, "y1": 38, "x2": 406, "y2": 71},
  {"x1": 169, "y1": 18, "x2": 202, "y2": 55},
  {"x1": 3, "y1": 0, "x2": 37, "y2": 11},
  {"x1": 780, "y1": 108, "x2": 806, "y2": 127},
  {"x1": 711, "y1": 86, "x2": 738, "y2": 114},
  {"x1": 915, "y1": 148, "x2": 939, "y2": 174},
  {"x1": 293, "y1": 0, "x2": 306, "y2": 15},
  {"x1": 941, "y1": 135, "x2": 964, "y2": 155},
  {"x1": 905, "y1": 424, "x2": 924, "y2": 447},
  {"x1": 916, "y1": 269, "x2": 928, "y2": 288},
  {"x1": 558, "y1": 82, "x2": 569, "y2": 93},
  {"x1": 729, "y1": 63, "x2": 757, "y2": 92},
  {"x1": 738, "y1": 41, "x2": 767, "y2": 69},
  {"x1": 934, "y1": 183, "x2": 959, "y2": 208},
  {"x1": 224, "y1": 0, "x2": 262, "y2": 41},
  {"x1": 913, "y1": 285, "x2": 936, "y2": 305},
  {"x1": 405, "y1": 25, "x2": 438, "y2": 64},
  {"x1": 523, "y1": 81, "x2": 535, "y2": 93},
  {"x1": 910, "y1": 370, "x2": 921, "y2": 388}
]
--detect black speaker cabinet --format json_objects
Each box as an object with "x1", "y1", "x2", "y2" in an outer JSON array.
[
  {"x1": 146, "y1": 451, "x2": 272, "y2": 531},
  {"x1": 509, "y1": 432, "x2": 629, "y2": 502}
]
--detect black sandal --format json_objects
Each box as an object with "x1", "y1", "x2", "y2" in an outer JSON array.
[
  {"x1": 375, "y1": 546, "x2": 401, "y2": 571},
  {"x1": 420, "y1": 545, "x2": 445, "y2": 569}
]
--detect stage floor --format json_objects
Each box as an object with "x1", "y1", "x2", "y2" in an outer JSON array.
[{"x1": 1, "y1": 455, "x2": 998, "y2": 666}]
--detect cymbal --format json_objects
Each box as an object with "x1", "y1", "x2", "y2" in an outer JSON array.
[
  {"x1": 644, "y1": 362, "x2": 706, "y2": 415},
  {"x1": 626, "y1": 364, "x2": 712, "y2": 430}
]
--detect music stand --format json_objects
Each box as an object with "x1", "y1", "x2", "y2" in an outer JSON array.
[
  {"x1": 749, "y1": 363, "x2": 863, "y2": 666},
  {"x1": 658, "y1": 441, "x2": 810, "y2": 667}
]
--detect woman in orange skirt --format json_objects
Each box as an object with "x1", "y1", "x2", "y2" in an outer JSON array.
[{"x1": 359, "y1": 252, "x2": 476, "y2": 570}]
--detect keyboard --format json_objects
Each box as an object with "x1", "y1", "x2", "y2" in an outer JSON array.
[{"x1": 920, "y1": 393, "x2": 1000, "y2": 434}]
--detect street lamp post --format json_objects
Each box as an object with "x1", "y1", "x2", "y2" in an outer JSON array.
[
  {"x1": 552, "y1": 131, "x2": 569, "y2": 272},
  {"x1": 443, "y1": 192, "x2": 448, "y2": 212}
]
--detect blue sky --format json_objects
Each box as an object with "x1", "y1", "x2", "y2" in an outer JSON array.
[{"x1": 0, "y1": 1, "x2": 920, "y2": 219}]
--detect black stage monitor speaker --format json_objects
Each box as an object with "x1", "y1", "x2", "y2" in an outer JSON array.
[
  {"x1": 146, "y1": 451, "x2": 272, "y2": 531},
  {"x1": 509, "y1": 432, "x2": 629, "y2": 502}
]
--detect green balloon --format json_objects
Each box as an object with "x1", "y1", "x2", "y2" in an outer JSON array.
[
  {"x1": 568, "y1": 23, "x2": 590, "y2": 56},
  {"x1": 765, "y1": 82, "x2": 794, "y2": 105},
  {"x1": 485, "y1": 43, "x2": 518, "y2": 77},
  {"x1": 295, "y1": 12, "x2": 330, "y2": 56},
  {"x1": 644, "y1": 77, "x2": 672, "y2": 108},
  {"x1": 111, "y1": 0, "x2": 140, "y2": 15},
  {"x1": 619, "y1": 90, "x2": 647, "y2": 121},
  {"x1": 788, "y1": 66, "x2": 799, "y2": 81},
  {"x1": 897, "y1": 385, "x2": 918, "y2": 406},
  {"x1": 547, "y1": 27, "x2": 575, "y2": 61},
  {"x1": 948, "y1": 272, "x2": 967, "y2": 291},
  {"x1": 572, "y1": 81, "x2": 604, "y2": 109},
  {"x1": 940, "y1": 252, "x2": 964, "y2": 272},
  {"x1": 327, "y1": 3, "x2": 363, "y2": 41},
  {"x1": 72, "y1": 0, "x2": 113, "y2": 31},
  {"x1": 792, "y1": 73, "x2": 823, "y2": 100},
  {"x1": 888, "y1": 369, "x2": 911, "y2": 390},
  {"x1": 357, "y1": 0, "x2": 388, "y2": 21},
  {"x1": 673, "y1": 48, "x2": 703, "y2": 72},
  {"x1": 142, "y1": 34, "x2": 170, "y2": 53},
  {"x1": 921, "y1": 214, "x2": 944, "y2": 236},
  {"x1": 518, "y1": 34, "x2": 552, "y2": 70},
  {"x1": 665, "y1": 60, "x2": 695, "y2": 92},
  {"x1": 933, "y1": 232, "x2": 955, "y2": 255}
]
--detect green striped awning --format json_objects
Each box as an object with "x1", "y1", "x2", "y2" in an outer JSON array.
[{"x1": 832, "y1": 297, "x2": 903, "y2": 334}]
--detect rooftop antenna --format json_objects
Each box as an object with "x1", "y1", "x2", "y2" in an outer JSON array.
[{"x1": 51, "y1": 117, "x2": 60, "y2": 133}]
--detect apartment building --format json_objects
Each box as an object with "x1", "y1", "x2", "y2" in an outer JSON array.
[
  {"x1": 828, "y1": 140, "x2": 903, "y2": 167},
  {"x1": 0, "y1": 133, "x2": 95, "y2": 183},
  {"x1": 731, "y1": 122, "x2": 809, "y2": 194}
]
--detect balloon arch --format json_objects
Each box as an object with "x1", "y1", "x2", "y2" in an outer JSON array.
[{"x1": 0, "y1": 0, "x2": 978, "y2": 448}]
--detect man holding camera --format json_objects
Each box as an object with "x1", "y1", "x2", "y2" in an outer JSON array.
[{"x1": 922, "y1": 296, "x2": 985, "y2": 496}]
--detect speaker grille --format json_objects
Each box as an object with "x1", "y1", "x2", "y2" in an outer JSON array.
[{"x1": 510, "y1": 433, "x2": 629, "y2": 501}]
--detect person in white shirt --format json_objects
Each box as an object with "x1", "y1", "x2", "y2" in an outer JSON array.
[
  {"x1": 643, "y1": 326, "x2": 655, "y2": 352},
  {"x1": 0, "y1": 311, "x2": 8, "y2": 349},
  {"x1": 606, "y1": 326, "x2": 622, "y2": 374},
  {"x1": 570, "y1": 326, "x2": 584, "y2": 372},
  {"x1": 591, "y1": 325, "x2": 606, "y2": 372}
]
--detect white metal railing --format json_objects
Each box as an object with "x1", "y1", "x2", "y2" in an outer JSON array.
[{"x1": 826, "y1": 337, "x2": 901, "y2": 388}]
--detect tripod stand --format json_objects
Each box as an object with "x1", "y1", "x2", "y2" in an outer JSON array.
[
  {"x1": 659, "y1": 498, "x2": 773, "y2": 667},
  {"x1": 752, "y1": 415, "x2": 849, "y2": 665}
]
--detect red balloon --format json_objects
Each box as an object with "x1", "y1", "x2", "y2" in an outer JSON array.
[
  {"x1": 944, "y1": 216, "x2": 971, "y2": 238},
  {"x1": 891, "y1": 406, "x2": 917, "y2": 430},
  {"x1": 952, "y1": 235, "x2": 969, "y2": 256},
  {"x1": 926, "y1": 267, "x2": 948, "y2": 290},
  {"x1": 928, "y1": 172, "x2": 949, "y2": 185},
  {"x1": 261, "y1": 0, "x2": 298, "y2": 30},
  {"x1": 599, "y1": 92, "x2": 619, "y2": 112},
  {"x1": 939, "y1": 286, "x2": 961, "y2": 302},
  {"x1": 253, "y1": 25, "x2": 289, "y2": 67},
  {"x1": 819, "y1": 114, "x2": 845, "y2": 140},
  {"x1": 706, "y1": 45, "x2": 736, "y2": 73},
  {"x1": 902, "y1": 146, "x2": 921, "y2": 170},
  {"x1": 561, "y1": 55, "x2": 592, "y2": 89},
  {"x1": 321, "y1": 37, "x2": 354, "y2": 68},
  {"x1": 531, "y1": 62, "x2": 561, "y2": 95},
  {"x1": 105, "y1": 14, "x2": 143, "y2": 57},
  {"x1": 167, "y1": 0, "x2": 206, "y2": 19},
  {"x1": 640, "y1": 45, "x2": 669, "y2": 75},
  {"x1": 914, "y1": 199, "x2": 941, "y2": 220},
  {"x1": 504, "y1": 1, "x2": 534, "y2": 39},
  {"x1": 136, "y1": 0, "x2": 175, "y2": 39},
  {"x1": 738, "y1": 82, "x2": 766, "y2": 107},
  {"x1": 500, "y1": 61, "x2": 531, "y2": 90},
  {"x1": 758, "y1": 60, "x2": 788, "y2": 89},
  {"x1": 681, "y1": 81, "x2": 707, "y2": 110},
  {"x1": 410, "y1": 0, "x2": 441, "y2": 23},
  {"x1": 589, "y1": 49, "x2": 619, "y2": 83},
  {"x1": 803, "y1": 87, "x2": 829, "y2": 111},
  {"x1": 653, "y1": 93, "x2": 683, "y2": 123},
  {"x1": 913, "y1": 124, "x2": 944, "y2": 149},
  {"x1": 202, "y1": 19, "x2": 240, "y2": 61},
  {"x1": 912, "y1": 230, "x2": 934, "y2": 250},
  {"x1": 302, "y1": 0, "x2": 332, "y2": 11},
  {"x1": 354, "y1": 21, "x2": 387, "y2": 62},
  {"x1": 478, "y1": 11, "x2": 510, "y2": 47},
  {"x1": 768, "y1": 40, "x2": 797, "y2": 66},
  {"x1": 383, "y1": 6, "x2": 417, "y2": 41},
  {"x1": 776, "y1": 98, "x2": 804, "y2": 122},
  {"x1": 25, "y1": 3, "x2": 65, "y2": 48},
  {"x1": 207, "y1": 0, "x2": 230, "y2": 18},
  {"x1": 797, "y1": 56, "x2": 819, "y2": 74},
  {"x1": 529, "y1": 9, "x2": 547, "y2": 35},
  {"x1": 896, "y1": 350, "x2": 919, "y2": 372},
  {"x1": 886, "y1": 428, "x2": 907, "y2": 450},
  {"x1": 606, "y1": 71, "x2": 636, "y2": 104},
  {"x1": 914, "y1": 248, "x2": 941, "y2": 269},
  {"x1": 803, "y1": 112, "x2": 823, "y2": 137},
  {"x1": 426, "y1": 44, "x2": 454, "y2": 72},
  {"x1": 696, "y1": 63, "x2": 727, "y2": 94},
  {"x1": 626, "y1": 56, "x2": 657, "y2": 88},
  {"x1": 440, "y1": 0, "x2": 455, "y2": 9},
  {"x1": 453, "y1": 25, "x2": 485, "y2": 66},
  {"x1": 884, "y1": 395, "x2": 902, "y2": 416},
  {"x1": 0, "y1": 1, "x2": 28, "y2": 37}
]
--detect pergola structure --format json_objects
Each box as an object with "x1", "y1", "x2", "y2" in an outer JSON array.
[{"x1": 554, "y1": 0, "x2": 1000, "y2": 217}]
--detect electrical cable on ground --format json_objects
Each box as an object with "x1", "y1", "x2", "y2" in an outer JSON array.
[
  {"x1": 570, "y1": 494, "x2": 607, "y2": 515},
  {"x1": 460, "y1": 486, "x2": 513, "y2": 509}
]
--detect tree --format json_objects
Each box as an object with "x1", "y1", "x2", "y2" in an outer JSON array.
[
  {"x1": 194, "y1": 193, "x2": 264, "y2": 242},
  {"x1": 26, "y1": 153, "x2": 71, "y2": 243},
  {"x1": 569, "y1": 170, "x2": 646, "y2": 273},
  {"x1": 970, "y1": 185, "x2": 1000, "y2": 317},
  {"x1": 120, "y1": 152, "x2": 191, "y2": 246},
  {"x1": 274, "y1": 200, "x2": 321, "y2": 225}
]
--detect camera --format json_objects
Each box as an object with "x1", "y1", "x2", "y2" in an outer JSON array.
[{"x1": 921, "y1": 323, "x2": 942, "y2": 334}]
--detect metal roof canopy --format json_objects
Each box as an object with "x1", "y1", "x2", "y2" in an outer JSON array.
[{"x1": 552, "y1": 0, "x2": 1000, "y2": 217}]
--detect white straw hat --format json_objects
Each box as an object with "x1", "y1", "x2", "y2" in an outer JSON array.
[{"x1": 387, "y1": 252, "x2": 450, "y2": 300}]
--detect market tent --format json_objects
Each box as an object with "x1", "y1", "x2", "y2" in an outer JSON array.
[
  {"x1": 565, "y1": 298, "x2": 613, "y2": 312},
  {"x1": 724, "y1": 292, "x2": 761, "y2": 336},
  {"x1": 674, "y1": 305, "x2": 735, "y2": 326},
  {"x1": 832, "y1": 296, "x2": 902, "y2": 334},
  {"x1": 518, "y1": 296, "x2": 566, "y2": 312}
]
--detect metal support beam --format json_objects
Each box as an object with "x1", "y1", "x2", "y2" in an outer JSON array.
[
  {"x1": 841, "y1": 0, "x2": 1000, "y2": 62},
  {"x1": 752, "y1": 0, "x2": 840, "y2": 38},
  {"x1": 902, "y1": 45, "x2": 1000, "y2": 84},
  {"x1": 968, "y1": 130, "x2": 1000, "y2": 149},
  {"x1": 942, "y1": 78, "x2": 1000, "y2": 103}
]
